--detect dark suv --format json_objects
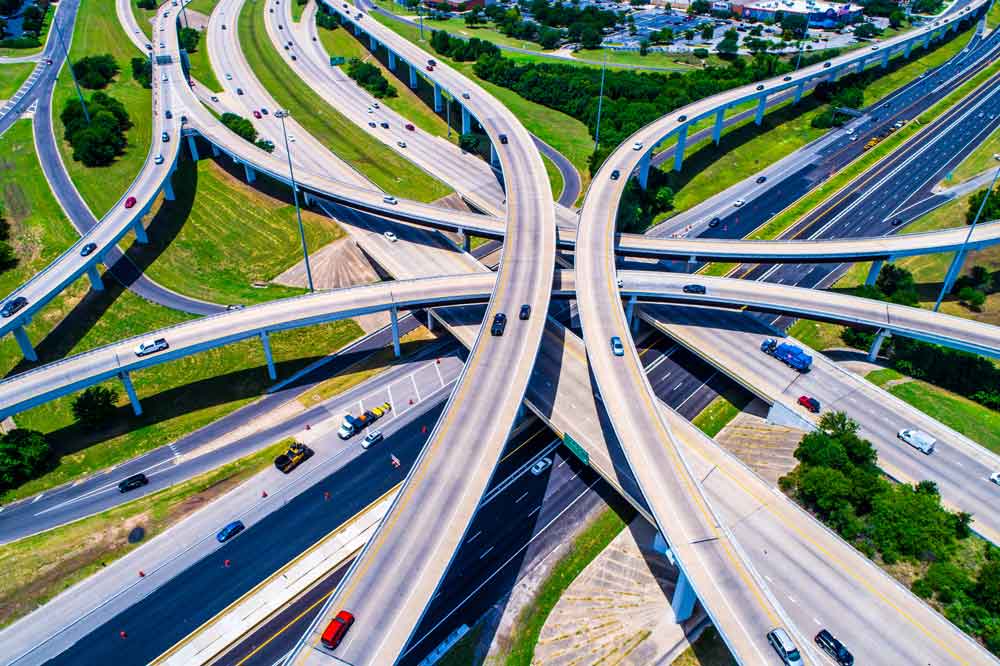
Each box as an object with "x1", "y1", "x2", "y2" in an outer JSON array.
[
  {"x1": 815, "y1": 629, "x2": 853, "y2": 666},
  {"x1": 1, "y1": 296, "x2": 28, "y2": 318},
  {"x1": 490, "y1": 313, "x2": 507, "y2": 336},
  {"x1": 117, "y1": 473, "x2": 149, "y2": 493}
]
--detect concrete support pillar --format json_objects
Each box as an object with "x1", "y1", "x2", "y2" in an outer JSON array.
[
  {"x1": 433, "y1": 83, "x2": 442, "y2": 112},
  {"x1": 260, "y1": 331, "x2": 276, "y2": 381},
  {"x1": 673, "y1": 125, "x2": 688, "y2": 172},
  {"x1": 687, "y1": 255, "x2": 698, "y2": 273},
  {"x1": 86, "y1": 264, "x2": 104, "y2": 291},
  {"x1": 671, "y1": 568, "x2": 697, "y2": 622},
  {"x1": 162, "y1": 170, "x2": 175, "y2": 201},
  {"x1": 12, "y1": 325, "x2": 37, "y2": 362},
  {"x1": 353, "y1": 22, "x2": 360, "y2": 36},
  {"x1": 132, "y1": 219, "x2": 149, "y2": 244},
  {"x1": 462, "y1": 231, "x2": 471, "y2": 252},
  {"x1": 865, "y1": 259, "x2": 885, "y2": 286},
  {"x1": 369, "y1": 34, "x2": 377, "y2": 51},
  {"x1": 881, "y1": 49, "x2": 890, "y2": 68},
  {"x1": 904, "y1": 41, "x2": 912, "y2": 58},
  {"x1": 244, "y1": 163, "x2": 256, "y2": 184},
  {"x1": 211, "y1": 143, "x2": 220, "y2": 158},
  {"x1": 490, "y1": 142, "x2": 500, "y2": 168},
  {"x1": 187, "y1": 135, "x2": 199, "y2": 162},
  {"x1": 868, "y1": 329, "x2": 890, "y2": 362},
  {"x1": 408, "y1": 62, "x2": 418, "y2": 89},
  {"x1": 388, "y1": 51, "x2": 397, "y2": 71},
  {"x1": 426, "y1": 310, "x2": 434, "y2": 332},
  {"x1": 941, "y1": 248, "x2": 968, "y2": 297},
  {"x1": 712, "y1": 106, "x2": 725, "y2": 145},
  {"x1": 120, "y1": 371, "x2": 142, "y2": 416},
  {"x1": 637, "y1": 151, "x2": 651, "y2": 190},
  {"x1": 794, "y1": 80, "x2": 805, "y2": 104},
  {"x1": 755, "y1": 93, "x2": 767, "y2": 125},
  {"x1": 390, "y1": 306, "x2": 400, "y2": 357},
  {"x1": 461, "y1": 105, "x2": 471, "y2": 134},
  {"x1": 625, "y1": 295, "x2": 637, "y2": 330}
]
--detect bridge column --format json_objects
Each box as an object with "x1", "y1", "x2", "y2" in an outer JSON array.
[
  {"x1": 408, "y1": 62, "x2": 418, "y2": 89},
  {"x1": 86, "y1": 264, "x2": 104, "y2": 291},
  {"x1": 187, "y1": 135, "x2": 200, "y2": 162},
  {"x1": 672, "y1": 568, "x2": 697, "y2": 622},
  {"x1": 388, "y1": 51, "x2": 397, "y2": 71},
  {"x1": 868, "y1": 329, "x2": 890, "y2": 362},
  {"x1": 637, "y1": 151, "x2": 651, "y2": 190},
  {"x1": 794, "y1": 80, "x2": 805, "y2": 104},
  {"x1": 433, "y1": 83, "x2": 442, "y2": 112},
  {"x1": 211, "y1": 143, "x2": 220, "y2": 158},
  {"x1": 390, "y1": 306, "x2": 400, "y2": 357},
  {"x1": 490, "y1": 142, "x2": 500, "y2": 168},
  {"x1": 260, "y1": 331, "x2": 276, "y2": 381},
  {"x1": 673, "y1": 125, "x2": 688, "y2": 172},
  {"x1": 865, "y1": 259, "x2": 885, "y2": 286},
  {"x1": 426, "y1": 309, "x2": 434, "y2": 332},
  {"x1": 712, "y1": 106, "x2": 725, "y2": 145},
  {"x1": 120, "y1": 371, "x2": 142, "y2": 416},
  {"x1": 456, "y1": 228, "x2": 471, "y2": 252},
  {"x1": 353, "y1": 22, "x2": 360, "y2": 36},
  {"x1": 625, "y1": 295, "x2": 637, "y2": 330},
  {"x1": 940, "y1": 248, "x2": 968, "y2": 298},
  {"x1": 244, "y1": 163, "x2": 256, "y2": 184},
  {"x1": 302, "y1": 191, "x2": 312, "y2": 207},
  {"x1": 461, "y1": 105, "x2": 471, "y2": 134},
  {"x1": 755, "y1": 94, "x2": 767, "y2": 125},
  {"x1": 12, "y1": 325, "x2": 37, "y2": 362},
  {"x1": 132, "y1": 219, "x2": 149, "y2": 244},
  {"x1": 162, "y1": 168, "x2": 176, "y2": 201},
  {"x1": 881, "y1": 49, "x2": 890, "y2": 68},
  {"x1": 369, "y1": 33, "x2": 377, "y2": 51},
  {"x1": 904, "y1": 41, "x2": 912, "y2": 58}
]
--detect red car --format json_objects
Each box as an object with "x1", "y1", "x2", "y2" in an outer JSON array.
[
  {"x1": 405, "y1": 123, "x2": 414, "y2": 131},
  {"x1": 321, "y1": 610, "x2": 355, "y2": 650},
  {"x1": 797, "y1": 395, "x2": 820, "y2": 413},
  {"x1": 124, "y1": 196, "x2": 137, "y2": 209},
  {"x1": 253, "y1": 110, "x2": 262, "y2": 119},
  {"x1": 425, "y1": 65, "x2": 433, "y2": 72}
]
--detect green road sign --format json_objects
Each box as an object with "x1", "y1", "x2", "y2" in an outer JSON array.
[
  {"x1": 563, "y1": 433, "x2": 589, "y2": 465},
  {"x1": 329, "y1": 56, "x2": 346, "y2": 66}
]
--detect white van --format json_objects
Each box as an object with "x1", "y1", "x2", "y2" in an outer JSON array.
[
  {"x1": 898, "y1": 429, "x2": 936, "y2": 454},
  {"x1": 766, "y1": 628, "x2": 803, "y2": 665}
]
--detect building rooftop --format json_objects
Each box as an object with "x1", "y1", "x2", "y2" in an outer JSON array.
[{"x1": 742, "y1": 0, "x2": 863, "y2": 14}]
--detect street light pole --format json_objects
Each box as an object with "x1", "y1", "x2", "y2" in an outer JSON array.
[
  {"x1": 933, "y1": 165, "x2": 1000, "y2": 311},
  {"x1": 795, "y1": 26, "x2": 807, "y2": 71},
  {"x1": 274, "y1": 110, "x2": 315, "y2": 293},
  {"x1": 54, "y1": 14, "x2": 89, "y2": 124},
  {"x1": 593, "y1": 49, "x2": 607, "y2": 152},
  {"x1": 446, "y1": 95, "x2": 451, "y2": 138},
  {"x1": 418, "y1": 1, "x2": 424, "y2": 40}
]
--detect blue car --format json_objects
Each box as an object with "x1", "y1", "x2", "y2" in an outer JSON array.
[{"x1": 216, "y1": 520, "x2": 245, "y2": 543}]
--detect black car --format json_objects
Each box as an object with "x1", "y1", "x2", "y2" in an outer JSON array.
[
  {"x1": 756, "y1": 175, "x2": 767, "y2": 184},
  {"x1": 682, "y1": 284, "x2": 707, "y2": 295},
  {"x1": 161, "y1": 131, "x2": 170, "y2": 142},
  {"x1": 499, "y1": 134, "x2": 508, "y2": 144},
  {"x1": 368, "y1": 121, "x2": 377, "y2": 127},
  {"x1": 519, "y1": 304, "x2": 531, "y2": 320},
  {"x1": 707, "y1": 217, "x2": 721, "y2": 228},
  {"x1": 891, "y1": 217, "x2": 903, "y2": 226},
  {"x1": 80, "y1": 242, "x2": 98, "y2": 256},
  {"x1": 824, "y1": 61, "x2": 832, "y2": 68},
  {"x1": 610, "y1": 170, "x2": 620, "y2": 181},
  {"x1": 236, "y1": 88, "x2": 244, "y2": 95},
  {"x1": 165, "y1": 109, "x2": 172, "y2": 119},
  {"x1": 783, "y1": 75, "x2": 792, "y2": 81},
  {"x1": 815, "y1": 629, "x2": 853, "y2": 666},
  {"x1": 678, "y1": 114, "x2": 687, "y2": 121},
  {"x1": 490, "y1": 312, "x2": 507, "y2": 336},
  {"x1": 380, "y1": 121, "x2": 389, "y2": 129},
  {"x1": 1, "y1": 296, "x2": 28, "y2": 318},
  {"x1": 756, "y1": 84, "x2": 765, "y2": 90},
  {"x1": 117, "y1": 473, "x2": 149, "y2": 493}
]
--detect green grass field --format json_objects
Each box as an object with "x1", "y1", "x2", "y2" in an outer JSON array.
[
  {"x1": 239, "y1": 0, "x2": 450, "y2": 201},
  {"x1": 186, "y1": 43, "x2": 222, "y2": 92},
  {"x1": 291, "y1": 0, "x2": 308, "y2": 22},
  {"x1": 186, "y1": 0, "x2": 220, "y2": 14},
  {"x1": 989, "y1": 0, "x2": 1000, "y2": 28},
  {"x1": 128, "y1": 158, "x2": 344, "y2": 304},
  {"x1": 672, "y1": 627, "x2": 737, "y2": 666},
  {"x1": 541, "y1": 153, "x2": 563, "y2": 201},
  {"x1": 420, "y1": 16, "x2": 548, "y2": 52},
  {"x1": 55, "y1": 0, "x2": 153, "y2": 218},
  {"x1": 948, "y1": 124, "x2": 999, "y2": 183},
  {"x1": 0, "y1": 62, "x2": 35, "y2": 99},
  {"x1": 572, "y1": 47, "x2": 712, "y2": 70},
  {"x1": 692, "y1": 388, "x2": 750, "y2": 438}
]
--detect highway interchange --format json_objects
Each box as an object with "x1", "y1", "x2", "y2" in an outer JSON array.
[{"x1": 2, "y1": 0, "x2": 1000, "y2": 664}]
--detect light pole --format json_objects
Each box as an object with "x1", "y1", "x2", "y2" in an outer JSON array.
[
  {"x1": 933, "y1": 165, "x2": 1000, "y2": 311},
  {"x1": 418, "y1": 1, "x2": 424, "y2": 40},
  {"x1": 274, "y1": 110, "x2": 315, "y2": 293},
  {"x1": 795, "y1": 26, "x2": 807, "y2": 71},
  {"x1": 593, "y1": 49, "x2": 607, "y2": 152},
  {"x1": 54, "y1": 13, "x2": 89, "y2": 124},
  {"x1": 446, "y1": 95, "x2": 451, "y2": 138}
]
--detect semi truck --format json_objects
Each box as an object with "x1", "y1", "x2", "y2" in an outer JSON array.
[
  {"x1": 337, "y1": 402, "x2": 391, "y2": 439},
  {"x1": 760, "y1": 338, "x2": 812, "y2": 372}
]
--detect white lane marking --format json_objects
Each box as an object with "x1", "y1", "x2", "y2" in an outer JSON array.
[
  {"x1": 434, "y1": 359, "x2": 445, "y2": 386},
  {"x1": 515, "y1": 491, "x2": 528, "y2": 504},
  {"x1": 30, "y1": 493, "x2": 44, "y2": 504},
  {"x1": 479, "y1": 546, "x2": 494, "y2": 560},
  {"x1": 410, "y1": 373, "x2": 421, "y2": 401},
  {"x1": 529, "y1": 506, "x2": 541, "y2": 517}
]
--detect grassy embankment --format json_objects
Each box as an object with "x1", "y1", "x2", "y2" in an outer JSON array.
[
  {"x1": 692, "y1": 388, "x2": 752, "y2": 438},
  {"x1": 947, "y1": 124, "x2": 999, "y2": 182},
  {"x1": 0, "y1": 438, "x2": 289, "y2": 628},
  {"x1": 0, "y1": 62, "x2": 35, "y2": 99},
  {"x1": 240, "y1": 0, "x2": 451, "y2": 202}
]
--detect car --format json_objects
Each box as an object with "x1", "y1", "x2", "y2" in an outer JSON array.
[
  {"x1": 274, "y1": 442, "x2": 312, "y2": 473},
  {"x1": 253, "y1": 110, "x2": 262, "y2": 119},
  {"x1": 291, "y1": 55, "x2": 297, "y2": 61},
  {"x1": 756, "y1": 175, "x2": 767, "y2": 184},
  {"x1": 367, "y1": 107, "x2": 374, "y2": 114},
  {"x1": 368, "y1": 121, "x2": 377, "y2": 128},
  {"x1": 427, "y1": 59, "x2": 436, "y2": 66},
  {"x1": 362, "y1": 430, "x2": 383, "y2": 449},
  {"x1": 370, "y1": 401, "x2": 392, "y2": 417},
  {"x1": 384, "y1": 231, "x2": 398, "y2": 242},
  {"x1": 677, "y1": 114, "x2": 687, "y2": 122},
  {"x1": 397, "y1": 140, "x2": 407, "y2": 148},
  {"x1": 161, "y1": 131, "x2": 170, "y2": 142},
  {"x1": 783, "y1": 75, "x2": 792, "y2": 81},
  {"x1": 990, "y1": 472, "x2": 1000, "y2": 486},
  {"x1": 236, "y1": 87, "x2": 244, "y2": 95},
  {"x1": 80, "y1": 242, "x2": 98, "y2": 257},
  {"x1": 211, "y1": 95, "x2": 219, "y2": 102},
  {"x1": 767, "y1": 628, "x2": 803, "y2": 666},
  {"x1": 216, "y1": 520, "x2": 245, "y2": 543},
  {"x1": 125, "y1": 196, "x2": 137, "y2": 209},
  {"x1": 161, "y1": 72, "x2": 168, "y2": 82},
  {"x1": 380, "y1": 121, "x2": 389, "y2": 128},
  {"x1": 278, "y1": 23, "x2": 283, "y2": 28},
  {"x1": 159, "y1": 41, "x2": 165, "y2": 49},
  {"x1": 707, "y1": 217, "x2": 721, "y2": 228},
  {"x1": 383, "y1": 195, "x2": 397, "y2": 205},
  {"x1": 632, "y1": 141, "x2": 644, "y2": 151},
  {"x1": 530, "y1": 457, "x2": 552, "y2": 476},
  {"x1": 405, "y1": 123, "x2": 414, "y2": 131},
  {"x1": 225, "y1": 73, "x2": 233, "y2": 80},
  {"x1": 425, "y1": 65, "x2": 433, "y2": 71},
  {"x1": 490, "y1": 312, "x2": 507, "y2": 336},
  {"x1": 134, "y1": 337, "x2": 169, "y2": 357},
  {"x1": 756, "y1": 84, "x2": 765, "y2": 91},
  {"x1": 226, "y1": 304, "x2": 245, "y2": 311},
  {"x1": 814, "y1": 629, "x2": 853, "y2": 666},
  {"x1": 117, "y1": 473, "x2": 149, "y2": 493},
  {"x1": 222, "y1": 23, "x2": 226, "y2": 29},
  {"x1": 682, "y1": 284, "x2": 707, "y2": 295},
  {"x1": 165, "y1": 110, "x2": 173, "y2": 119},
  {"x1": 610, "y1": 336, "x2": 624, "y2": 357},
  {"x1": 499, "y1": 133, "x2": 508, "y2": 144},
  {"x1": 519, "y1": 304, "x2": 531, "y2": 320},
  {"x1": 154, "y1": 153, "x2": 165, "y2": 165},
  {"x1": 462, "y1": 92, "x2": 470, "y2": 99},
  {"x1": 372, "y1": 102, "x2": 379, "y2": 108},
  {"x1": 797, "y1": 395, "x2": 820, "y2": 413},
  {"x1": 892, "y1": 217, "x2": 903, "y2": 227},
  {"x1": 288, "y1": 135, "x2": 296, "y2": 142},
  {"x1": 823, "y1": 61, "x2": 831, "y2": 68},
  {"x1": 261, "y1": 108, "x2": 268, "y2": 115},
  {"x1": 1, "y1": 296, "x2": 28, "y2": 318},
  {"x1": 898, "y1": 428, "x2": 936, "y2": 454},
  {"x1": 610, "y1": 169, "x2": 620, "y2": 180},
  {"x1": 321, "y1": 610, "x2": 355, "y2": 650},
  {"x1": 146, "y1": 43, "x2": 152, "y2": 50},
  {"x1": 733, "y1": 199, "x2": 745, "y2": 207}
]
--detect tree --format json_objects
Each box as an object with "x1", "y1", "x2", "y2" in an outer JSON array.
[
  {"x1": 131, "y1": 57, "x2": 152, "y2": 89},
  {"x1": 798, "y1": 466, "x2": 852, "y2": 514},
  {"x1": 0, "y1": 429, "x2": 52, "y2": 491},
  {"x1": 655, "y1": 185, "x2": 674, "y2": 210},
  {"x1": 688, "y1": 0, "x2": 711, "y2": 14},
  {"x1": 60, "y1": 91, "x2": 132, "y2": 166},
  {"x1": 464, "y1": 6, "x2": 483, "y2": 27},
  {"x1": 889, "y1": 10, "x2": 905, "y2": 28},
  {"x1": 137, "y1": 0, "x2": 156, "y2": 8},
  {"x1": 693, "y1": 47, "x2": 709, "y2": 58},
  {"x1": 179, "y1": 27, "x2": 201, "y2": 53},
  {"x1": 854, "y1": 22, "x2": 881, "y2": 39},
  {"x1": 716, "y1": 29, "x2": 739, "y2": 58},
  {"x1": 875, "y1": 263, "x2": 919, "y2": 306},
  {"x1": 255, "y1": 139, "x2": 275, "y2": 153},
  {"x1": 779, "y1": 12, "x2": 807, "y2": 38},
  {"x1": 957, "y1": 286, "x2": 985, "y2": 311},
  {"x1": 72, "y1": 386, "x2": 120, "y2": 430},
  {"x1": 72, "y1": 54, "x2": 120, "y2": 89},
  {"x1": 220, "y1": 112, "x2": 258, "y2": 143},
  {"x1": 639, "y1": 38, "x2": 650, "y2": 56},
  {"x1": 794, "y1": 430, "x2": 849, "y2": 470},
  {"x1": 459, "y1": 132, "x2": 481, "y2": 153},
  {"x1": 580, "y1": 25, "x2": 601, "y2": 49},
  {"x1": 966, "y1": 186, "x2": 1000, "y2": 226},
  {"x1": 818, "y1": 411, "x2": 859, "y2": 439},
  {"x1": 538, "y1": 26, "x2": 561, "y2": 49},
  {"x1": 700, "y1": 23, "x2": 714, "y2": 40}
]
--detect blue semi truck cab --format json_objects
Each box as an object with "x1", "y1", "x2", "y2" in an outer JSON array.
[{"x1": 760, "y1": 338, "x2": 812, "y2": 372}]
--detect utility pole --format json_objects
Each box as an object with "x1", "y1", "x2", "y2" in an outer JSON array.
[
  {"x1": 274, "y1": 110, "x2": 315, "y2": 293},
  {"x1": 54, "y1": 14, "x2": 89, "y2": 124},
  {"x1": 418, "y1": 1, "x2": 424, "y2": 40},
  {"x1": 593, "y1": 49, "x2": 607, "y2": 152}
]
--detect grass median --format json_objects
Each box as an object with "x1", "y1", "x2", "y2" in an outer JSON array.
[
  {"x1": 0, "y1": 438, "x2": 289, "y2": 628},
  {"x1": 692, "y1": 388, "x2": 750, "y2": 438},
  {"x1": 239, "y1": 0, "x2": 451, "y2": 202},
  {"x1": 948, "y1": 124, "x2": 1000, "y2": 183},
  {"x1": 0, "y1": 62, "x2": 35, "y2": 99}
]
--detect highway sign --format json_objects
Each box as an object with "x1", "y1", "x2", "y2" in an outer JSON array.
[{"x1": 563, "y1": 433, "x2": 589, "y2": 465}]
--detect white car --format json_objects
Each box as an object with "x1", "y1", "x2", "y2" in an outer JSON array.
[
  {"x1": 367, "y1": 107, "x2": 374, "y2": 113},
  {"x1": 288, "y1": 136, "x2": 296, "y2": 143},
  {"x1": 733, "y1": 199, "x2": 746, "y2": 207},
  {"x1": 372, "y1": 101, "x2": 380, "y2": 108},
  {"x1": 396, "y1": 140, "x2": 406, "y2": 148},
  {"x1": 161, "y1": 73, "x2": 168, "y2": 82},
  {"x1": 989, "y1": 472, "x2": 1000, "y2": 486},
  {"x1": 384, "y1": 231, "x2": 398, "y2": 242},
  {"x1": 362, "y1": 430, "x2": 383, "y2": 449},
  {"x1": 134, "y1": 338, "x2": 169, "y2": 357},
  {"x1": 225, "y1": 73, "x2": 233, "y2": 80},
  {"x1": 382, "y1": 195, "x2": 397, "y2": 205},
  {"x1": 530, "y1": 457, "x2": 552, "y2": 476},
  {"x1": 898, "y1": 429, "x2": 936, "y2": 454},
  {"x1": 154, "y1": 154, "x2": 165, "y2": 165},
  {"x1": 632, "y1": 141, "x2": 644, "y2": 151}
]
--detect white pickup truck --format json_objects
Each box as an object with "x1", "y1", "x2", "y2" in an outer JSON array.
[{"x1": 898, "y1": 429, "x2": 936, "y2": 455}]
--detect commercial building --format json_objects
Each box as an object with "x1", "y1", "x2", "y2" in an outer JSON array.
[{"x1": 734, "y1": 0, "x2": 864, "y2": 26}]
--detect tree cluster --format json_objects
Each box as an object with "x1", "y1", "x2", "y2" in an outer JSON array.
[
  {"x1": 853, "y1": 21, "x2": 882, "y2": 39},
  {"x1": 953, "y1": 264, "x2": 1000, "y2": 313},
  {"x1": 966, "y1": 184, "x2": 1000, "y2": 226},
  {"x1": 60, "y1": 91, "x2": 133, "y2": 167},
  {"x1": 316, "y1": 7, "x2": 339, "y2": 30},
  {"x1": 71, "y1": 385, "x2": 119, "y2": 431},
  {"x1": 0, "y1": 0, "x2": 21, "y2": 16},
  {"x1": 137, "y1": 0, "x2": 157, "y2": 8},
  {"x1": 429, "y1": 30, "x2": 500, "y2": 61},
  {"x1": 221, "y1": 112, "x2": 258, "y2": 143},
  {"x1": 72, "y1": 54, "x2": 120, "y2": 89},
  {"x1": 131, "y1": 56, "x2": 152, "y2": 89},
  {"x1": 0, "y1": 429, "x2": 53, "y2": 493},
  {"x1": 179, "y1": 26, "x2": 201, "y2": 53},
  {"x1": 0, "y1": 202, "x2": 16, "y2": 275},
  {"x1": 345, "y1": 57, "x2": 397, "y2": 98},
  {"x1": 20, "y1": 0, "x2": 49, "y2": 36}
]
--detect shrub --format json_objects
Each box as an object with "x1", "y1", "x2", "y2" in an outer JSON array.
[
  {"x1": 345, "y1": 58, "x2": 396, "y2": 98},
  {"x1": 131, "y1": 57, "x2": 152, "y2": 89},
  {"x1": 221, "y1": 112, "x2": 258, "y2": 143},
  {"x1": 693, "y1": 47, "x2": 709, "y2": 58},
  {"x1": 179, "y1": 26, "x2": 200, "y2": 53},
  {"x1": 957, "y1": 286, "x2": 985, "y2": 311}
]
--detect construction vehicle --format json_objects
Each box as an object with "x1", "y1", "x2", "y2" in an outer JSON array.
[{"x1": 274, "y1": 441, "x2": 313, "y2": 473}]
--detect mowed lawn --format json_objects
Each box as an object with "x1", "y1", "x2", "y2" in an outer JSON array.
[
  {"x1": 130, "y1": 158, "x2": 344, "y2": 304},
  {"x1": 55, "y1": 0, "x2": 153, "y2": 218},
  {"x1": 0, "y1": 62, "x2": 35, "y2": 99},
  {"x1": 239, "y1": 0, "x2": 451, "y2": 202},
  {"x1": 948, "y1": 124, "x2": 999, "y2": 182}
]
